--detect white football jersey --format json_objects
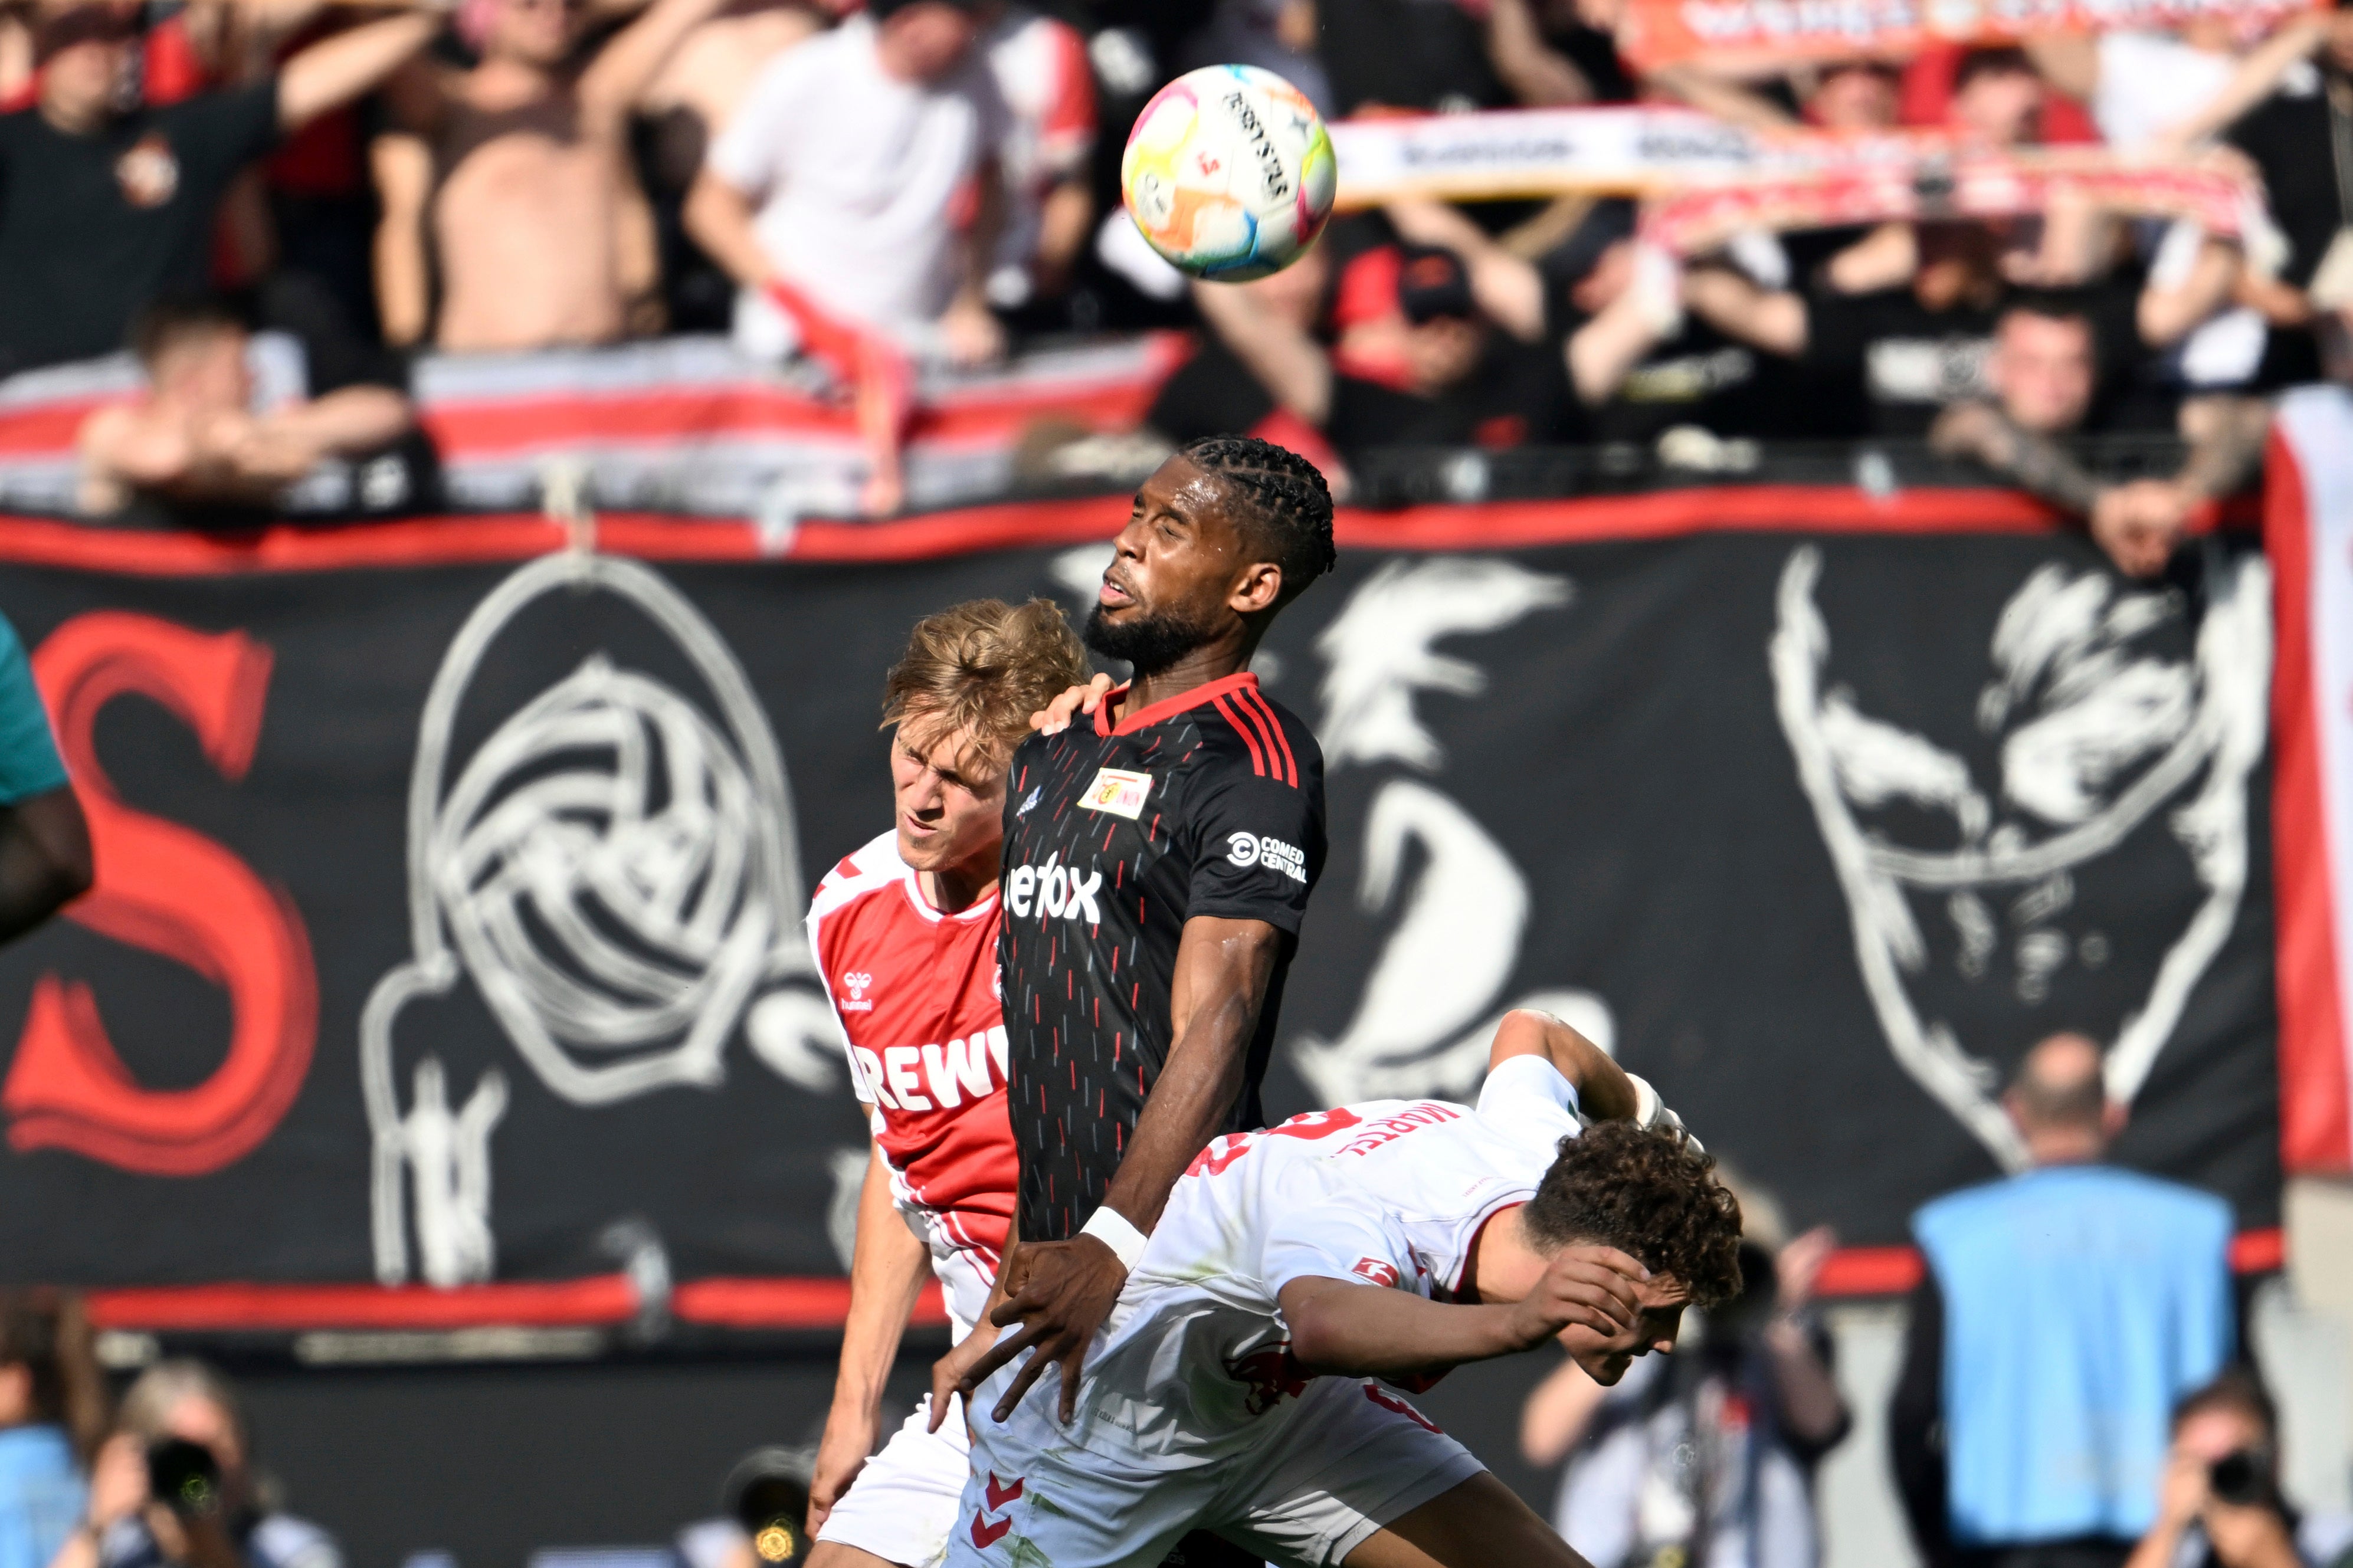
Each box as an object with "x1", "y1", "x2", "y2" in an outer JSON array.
[{"x1": 1056, "y1": 1055, "x2": 1584, "y2": 1466}]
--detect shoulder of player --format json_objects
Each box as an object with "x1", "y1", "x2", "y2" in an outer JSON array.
[
  {"x1": 806, "y1": 830, "x2": 907, "y2": 927},
  {"x1": 1182, "y1": 682, "x2": 1323, "y2": 790}
]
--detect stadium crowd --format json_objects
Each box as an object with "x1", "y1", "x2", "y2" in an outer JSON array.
[{"x1": 0, "y1": 0, "x2": 2344, "y2": 565}]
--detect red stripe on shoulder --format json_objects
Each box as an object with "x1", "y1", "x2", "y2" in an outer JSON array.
[
  {"x1": 1223, "y1": 690, "x2": 1290, "y2": 788},
  {"x1": 834, "y1": 854, "x2": 862, "y2": 880},
  {"x1": 1210, "y1": 695, "x2": 1270, "y2": 778},
  {"x1": 1239, "y1": 689, "x2": 1299, "y2": 787}
]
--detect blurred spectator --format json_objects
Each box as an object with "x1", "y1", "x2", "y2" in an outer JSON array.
[
  {"x1": 1146, "y1": 242, "x2": 1333, "y2": 452},
  {"x1": 1930, "y1": 299, "x2": 2270, "y2": 577},
  {"x1": 1890, "y1": 1033, "x2": 2236, "y2": 1568},
  {"x1": 1189, "y1": 221, "x2": 1572, "y2": 459},
  {"x1": 1525, "y1": 1213, "x2": 1850, "y2": 1568},
  {"x1": 686, "y1": 0, "x2": 1011, "y2": 511},
  {"x1": 1689, "y1": 222, "x2": 2023, "y2": 437},
  {"x1": 373, "y1": 0, "x2": 734, "y2": 351},
  {"x1": 640, "y1": 0, "x2": 825, "y2": 147},
  {"x1": 0, "y1": 617, "x2": 90, "y2": 946},
  {"x1": 1949, "y1": 47, "x2": 2047, "y2": 143},
  {"x1": 979, "y1": 4, "x2": 1095, "y2": 317},
  {"x1": 0, "y1": 0, "x2": 438, "y2": 375},
  {"x1": 51, "y1": 1362, "x2": 337, "y2": 1568},
  {"x1": 77, "y1": 296, "x2": 418, "y2": 524},
  {"x1": 0, "y1": 1293, "x2": 103, "y2": 1568},
  {"x1": 1172, "y1": 0, "x2": 1332, "y2": 116},
  {"x1": 2125, "y1": 1372, "x2": 2353, "y2": 1568}
]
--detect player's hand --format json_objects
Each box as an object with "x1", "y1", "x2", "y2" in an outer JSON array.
[
  {"x1": 805, "y1": 1397, "x2": 880, "y2": 1536},
  {"x1": 1504, "y1": 1245, "x2": 1646, "y2": 1355},
  {"x1": 926, "y1": 1319, "x2": 1001, "y2": 1434},
  {"x1": 961, "y1": 1235, "x2": 1128, "y2": 1424},
  {"x1": 1030, "y1": 673, "x2": 1116, "y2": 734}
]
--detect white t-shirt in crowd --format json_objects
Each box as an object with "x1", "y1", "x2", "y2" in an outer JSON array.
[
  {"x1": 709, "y1": 14, "x2": 1010, "y2": 352},
  {"x1": 1048, "y1": 1055, "x2": 1584, "y2": 1468},
  {"x1": 2093, "y1": 31, "x2": 2236, "y2": 148}
]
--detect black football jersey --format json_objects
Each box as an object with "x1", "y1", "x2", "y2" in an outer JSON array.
[{"x1": 998, "y1": 671, "x2": 1326, "y2": 1242}]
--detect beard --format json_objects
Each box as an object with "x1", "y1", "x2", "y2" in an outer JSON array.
[{"x1": 1084, "y1": 602, "x2": 1214, "y2": 677}]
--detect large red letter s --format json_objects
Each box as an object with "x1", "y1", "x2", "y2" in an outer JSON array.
[{"x1": 4, "y1": 613, "x2": 317, "y2": 1175}]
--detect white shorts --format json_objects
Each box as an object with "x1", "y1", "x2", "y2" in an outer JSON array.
[
  {"x1": 945, "y1": 1373, "x2": 1483, "y2": 1568},
  {"x1": 818, "y1": 1394, "x2": 972, "y2": 1568}
]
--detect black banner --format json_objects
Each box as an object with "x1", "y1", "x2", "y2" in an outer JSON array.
[{"x1": 0, "y1": 501, "x2": 2280, "y2": 1298}]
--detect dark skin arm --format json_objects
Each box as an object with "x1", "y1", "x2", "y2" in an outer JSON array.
[
  {"x1": 0, "y1": 787, "x2": 91, "y2": 944},
  {"x1": 959, "y1": 914, "x2": 1282, "y2": 1423}
]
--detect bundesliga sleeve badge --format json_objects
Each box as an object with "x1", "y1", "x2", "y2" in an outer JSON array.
[{"x1": 1079, "y1": 767, "x2": 1154, "y2": 820}]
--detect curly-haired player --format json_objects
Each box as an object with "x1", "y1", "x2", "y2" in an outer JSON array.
[{"x1": 945, "y1": 1009, "x2": 1742, "y2": 1568}]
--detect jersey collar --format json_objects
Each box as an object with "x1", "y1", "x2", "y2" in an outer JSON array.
[
  {"x1": 1095, "y1": 670, "x2": 1264, "y2": 737},
  {"x1": 899, "y1": 866, "x2": 1000, "y2": 925}
]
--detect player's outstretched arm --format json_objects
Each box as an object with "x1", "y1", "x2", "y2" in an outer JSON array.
[
  {"x1": 1278, "y1": 1245, "x2": 1649, "y2": 1380},
  {"x1": 810, "y1": 1141, "x2": 931, "y2": 1535}
]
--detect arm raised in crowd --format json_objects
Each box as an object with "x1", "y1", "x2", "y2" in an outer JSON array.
[
  {"x1": 276, "y1": 6, "x2": 441, "y2": 132},
  {"x1": 577, "y1": 0, "x2": 733, "y2": 124},
  {"x1": 1190, "y1": 275, "x2": 1335, "y2": 427},
  {"x1": 1383, "y1": 200, "x2": 1547, "y2": 342}
]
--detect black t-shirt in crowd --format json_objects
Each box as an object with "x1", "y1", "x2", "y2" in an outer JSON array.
[
  {"x1": 998, "y1": 671, "x2": 1326, "y2": 1242},
  {"x1": 1558, "y1": 311, "x2": 1805, "y2": 445},
  {"x1": 1326, "y1": 336, "x2": 1571, "y2": 454},
  {"x1": 1803, "y1": 287, "x2": 2006, "y2": 438},
  {"x1": 0, "y1": 81, "x2": 279, "y2": 372},
  {"x1": 1146, "y1": 336, "x2": 1279, "y2": 446},
  {"x1": 2229, "y1": 78, "x2": 2349, "y2": 291}
]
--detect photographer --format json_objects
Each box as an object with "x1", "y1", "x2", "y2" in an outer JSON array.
[
  {"x1": 49, "y1": 1362, "x2": 337, "y2": 1568},
  {"x1": 2125, "y1": 1372, "x2": 2353, "y2": 1568}
]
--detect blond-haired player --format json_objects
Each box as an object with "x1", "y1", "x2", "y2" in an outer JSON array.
[{"x1": 804, "y1": 598, "x2": 1090, "y2": 1568}]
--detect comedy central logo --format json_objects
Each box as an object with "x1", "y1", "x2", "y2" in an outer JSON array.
[
  {"x1": 1226, "y1": 832, "x2": 1307, "y2": 882},
  {"x1": 1771, "y1": 546, "x2": 2270, "y2": 1169}
]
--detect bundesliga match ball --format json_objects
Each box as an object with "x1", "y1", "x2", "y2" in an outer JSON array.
[{"x1": 1121, "y1": 64, "x2": 1337, "y2": 282}]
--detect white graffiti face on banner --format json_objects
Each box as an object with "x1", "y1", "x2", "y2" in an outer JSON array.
[
  {"x1": 362, "y1": 551, "x2": 835, "y2": 1286},
  {"x1": 1771, "y1": 546, "x2": 2272, "y2": 1169},
  {"x1": 1289, "y1": 558, "x2": 1615, "y2": 1104}
]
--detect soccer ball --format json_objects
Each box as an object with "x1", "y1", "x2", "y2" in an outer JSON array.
[{"x1": 1120, "y1": 64, "x2": 1336, "y2": 282}]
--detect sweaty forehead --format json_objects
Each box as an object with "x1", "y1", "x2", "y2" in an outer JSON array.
[{"x1": 1138, "y1": 458, "x2": 1240, "y2": 536}]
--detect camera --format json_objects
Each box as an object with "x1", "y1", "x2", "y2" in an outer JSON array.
[
  {"x1": 145, "y1": 1439, "x2": 222, "y2": 1519},
  {"x1": 722, "y1": 1448, "x2": 812, "y2": 1566},
  {"x1": 2208, "y1": 1448, "x2": 2275, "y2": 1510}
]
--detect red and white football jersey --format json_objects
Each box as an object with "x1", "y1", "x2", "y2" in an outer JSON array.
[{"x1": 807, "y1": 830, "x2": 1017, "y2": 1335}]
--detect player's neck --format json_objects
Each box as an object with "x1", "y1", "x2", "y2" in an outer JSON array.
[
  {"x1": 923, "y1": 858, "x2": 998, "y2": 916},
  {"x1": 1470, "y1": 1208, "x2": 1549, "y2": 1304},
  {"x1": 1116, "y1": 629, "x2": 1263, "y2": 722}
]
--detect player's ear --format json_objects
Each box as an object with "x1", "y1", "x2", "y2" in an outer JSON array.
[{"x1": 1229, "y1": 560, "x2": 1284, "y2": 615}]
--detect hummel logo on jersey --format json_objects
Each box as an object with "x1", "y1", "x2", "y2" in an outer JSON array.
[
  {"x1": 1007, "y1": 852, "x2": 1102, "y2": 923},
  {"x1": 1078, "y1": 766, "x2": 1153, "y2": 819},
  {"x1": 1016, "y1": 785, "x2": 1041, "y2": 816},
  {"x1": 1225, "y1": 832, "x2": 1307, "y2": 882},
  {"x1": 839, "y1": 971, "x2": 875, "y2": 1012}
]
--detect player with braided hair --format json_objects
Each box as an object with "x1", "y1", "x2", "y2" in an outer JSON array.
[{"x1": 923, "y1": 437, "x2": 1336, "y2": 1567}]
